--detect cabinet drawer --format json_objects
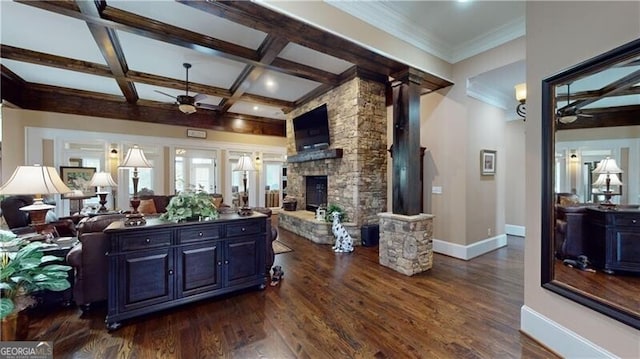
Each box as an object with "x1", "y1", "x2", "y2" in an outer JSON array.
[
  {"x1": 614, "y1": 216, "x2": 640, "y2": 227},
  {"x1": 178, "y1": 226, "x2": 222, "y2": 243},
  {"x1": 226, "y1": 221, "x2": 262, "y2": 237},
  {"x1": 120, "y1": 231, "x2": 172, "y2": 251}
]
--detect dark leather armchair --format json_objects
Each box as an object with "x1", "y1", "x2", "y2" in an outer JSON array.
[
  {"x1": 66, "y1": 213, "x2": 125, "y2": 310},
  {"x1": 251, "y1": 207, "x2": 278, "y2": 275},
  {"x1": 555, "y1": 205, "x2": 589, "y2": 259}
]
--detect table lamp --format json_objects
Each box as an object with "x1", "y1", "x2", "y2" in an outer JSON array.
[
  {"x1": 592, "y1": 156, "x2": 623, "y2": 208},
  {"x1": 0, "y1": 165, "x2": 72, "y2": 232},
  {"x1": 89, "y1": 172, "x2": 118, "y2": 212},
  {"x1": 119, "y1": 145, "x2": 152, "y2": 224},
  {"x1": 233, "y1": 154, "x2": 256, "y2": 215}
]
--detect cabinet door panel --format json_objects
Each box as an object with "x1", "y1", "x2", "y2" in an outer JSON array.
[
  {"x1": 178, "y1": 242, "x2": 222, "y2": 297},
  {"x1": 120, "y1": 248, "x2": 173, "y2": 311},
  {"x1": 611, "y1": 229, "x2": 640, "y2": 268},
  {"x1": 226, "y1": 237, "x2": 260, "y2": 286}
]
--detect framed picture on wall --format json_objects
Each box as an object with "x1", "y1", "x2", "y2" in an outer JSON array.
[
  {"x1": 481, "y1": 149, "x2": 496, "y2": 176},
  {"x1": 60, "y1": 166, "x2": 96, "y2": 197}
]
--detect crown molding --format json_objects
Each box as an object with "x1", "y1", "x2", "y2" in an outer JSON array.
[{"x1": 451, "y1": 16, "x2": 525, "y2": 64}]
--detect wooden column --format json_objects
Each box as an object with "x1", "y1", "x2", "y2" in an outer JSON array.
[{"x1": 391, "y1": 68, "x2": 423, "y2": 215}]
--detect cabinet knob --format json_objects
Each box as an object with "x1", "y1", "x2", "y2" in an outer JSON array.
[
  {"x1": 198, "y1": 232, "x2": 203, "y2": 237},
  {"x1": 168, "y1": 270, "x2": 174, "y2": 275},
  {"x1": 217, "y1": 261, "x2": 222, "y2": 266},
  {"x1": 145, "y1": 238, "x2": 151, "y2": 243},
  {"x1": 633, "y1": 219, "x2": 637, "y2": 224},
  {"x1": 241, "y1": 227, "x2": 246, "y2": 232},
  {"x1": 224, "y1": 260, "x2": 229, "y2": 264}
]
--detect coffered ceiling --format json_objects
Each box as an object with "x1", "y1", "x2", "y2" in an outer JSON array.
[{"x1": 0, "y1": 1, "x2": 537, "y2": 137}]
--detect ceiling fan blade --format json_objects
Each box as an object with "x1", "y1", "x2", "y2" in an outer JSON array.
[
  {"x1": 196, "y1": 103, "x2": 220, "y2": 111},
  {"x1": 154, "y1": 90, "x2": 177, "y2": 100},
  {"x1": 193, "y1": 93, "x2": 207, "y2": 102}
]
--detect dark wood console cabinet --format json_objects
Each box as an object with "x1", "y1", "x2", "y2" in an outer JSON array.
[
  {"x1": 585, "y1": 207, "x2": 640, "y2": 274},
  {"x1": 104, "y1": 213, "x2": 267, "y2": 329}
]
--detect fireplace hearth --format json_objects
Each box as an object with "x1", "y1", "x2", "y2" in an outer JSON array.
[{"x1": 305, "y1": 176, "x2": 327, "y2": 212}]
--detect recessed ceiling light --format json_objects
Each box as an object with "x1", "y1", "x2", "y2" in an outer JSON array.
[
  {"x1": 253, "y1": 105, "x2": 259, "y2": 111},
  {"x1": 266, "y1": 79, "x2": 275, "y2": 88}
]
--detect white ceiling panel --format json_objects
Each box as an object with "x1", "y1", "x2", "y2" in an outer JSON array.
[
  {"x1": 229, "y1": 101, "x2": 286, "y2": 120},
  {"x1": 279, "y1": 43, "x2": 353, "y2": 74},
  {"x1": 0, "y1": 2, "x2": 106, "y2": 65},
  {"x1": 109, "y1": 1, "x2": 267, "y2": 50},
  {"x1": 248, "y1": 70, "x2": 322, "y2": 102},
  {"x1": 117, "y1": 31, "x2": 246, "y2": 89},
  {"x1": 1, "y1": 59, "x2": 122, "y2": 96},
  {"x1": 135, "y1": 83, "x2": 223, "y2": 106}
]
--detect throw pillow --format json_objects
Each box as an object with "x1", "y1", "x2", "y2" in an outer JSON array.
[{"x1": 138, "y1": 199, "x2": 157, "y2": 214}]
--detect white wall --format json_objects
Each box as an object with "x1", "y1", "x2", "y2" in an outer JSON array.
[{"x1": 524, "y1": 2, "x2": 640, "y2": 357}]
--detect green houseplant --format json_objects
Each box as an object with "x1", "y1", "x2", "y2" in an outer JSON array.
[
  {"x1": 160, "y1": 189, "x2": 219, "y2": 223},
  {"x1": 324, "y1": 204, "x2": 349, "y2": 222},
  {"x1": 0, "y1": 230, "x2": 72, "y2": 320}
]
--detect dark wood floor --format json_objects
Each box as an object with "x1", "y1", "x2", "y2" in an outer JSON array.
[{"x1": 26, "y1": 230, "x2": 558, "y2": 358}]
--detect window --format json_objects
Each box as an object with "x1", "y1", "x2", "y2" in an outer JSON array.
[{"x1": 174, "y1": 148, "x2": 219, "y2": 193}]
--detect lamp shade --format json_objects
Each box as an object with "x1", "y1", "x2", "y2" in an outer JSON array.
[
  {"x1": 0, "y1": 165, "x2": 72, "y2": 196},
  {"x1": 89, "y1": 172, "x2": 117, "y2": 188},
  {"x1": 592, "y1": 156, "x2": 623, "y2": 174},
  {"x1": 233, "y1": 154, "x2": 256, "y2": 172},
  {"x1": 119, "y1": 145, "x2": 152, "y2": 168},
  {"x1": 514, "y1": 83, "x2": 526, "y2": 102},
  {"x1": 593, "y1": 173, "x2": 623, "y2": 187}
]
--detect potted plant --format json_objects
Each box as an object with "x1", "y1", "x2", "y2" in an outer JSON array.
[
  {"x1": 160, "y1": 189, "x2": 219, "y2": 223},
  {"x1": 0, "y1": 229, "x2": 72, "y2": 340},
  {"x1": 324, "y1": 204, "x2": 349, "y2": 222}
]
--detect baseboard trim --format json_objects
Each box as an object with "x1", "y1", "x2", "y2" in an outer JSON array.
[
  {"x1": 433, "y1": 234, "x2": 507, "y2": 260},
  {"x1": 505, "y1": 224, "x2": 525, "y2": 237},
  {"x1": 520, "y1": 305, "x2": 616, "y2": 358}
]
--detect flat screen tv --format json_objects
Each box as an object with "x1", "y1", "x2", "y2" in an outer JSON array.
[{"x1": 293, "y1": 104, "x2": 330, "y2": 152}]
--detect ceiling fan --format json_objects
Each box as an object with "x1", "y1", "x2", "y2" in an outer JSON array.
[
  {"x1": 556, "y1": 83, "x2": 594, "y2": 124},
  {"x1": 155, "y1": 63, "x2": 217, "y2": 114}
]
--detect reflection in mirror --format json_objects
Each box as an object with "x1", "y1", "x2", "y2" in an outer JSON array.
[{"x1": 542, "y1": 38, "x2": 640, "y2": 330}]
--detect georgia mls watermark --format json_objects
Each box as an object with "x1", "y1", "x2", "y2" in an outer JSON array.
[{"x1": 0, "y1": 341, "x2": 53, "y2": 359}]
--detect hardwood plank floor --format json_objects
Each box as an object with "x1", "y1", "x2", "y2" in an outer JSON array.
[{"x1": 26, "y1": 230, "x2": 558, "y2": 358}]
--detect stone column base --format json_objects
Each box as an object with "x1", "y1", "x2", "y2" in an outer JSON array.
[{"x1": 378, "y1": 212, "x2": 434, "y2": 276}]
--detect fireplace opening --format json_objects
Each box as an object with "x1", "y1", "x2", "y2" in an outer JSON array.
[{"x1": 305, "y1": 176, "x2": 327, "y2": 212}]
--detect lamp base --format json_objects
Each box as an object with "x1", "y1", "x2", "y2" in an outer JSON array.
[
  {"x1": 130, "y1": 197, "x2": 141, "y2": 214},
  {"x1": 238, "y1": 207, "x2": 253, "y2": 216},
  {"x1": 125, "y1": 213, "x2": 146, "y2": 226},
  {"x1": 97, "y1": 192, "x2": 109, "y2": 212}
]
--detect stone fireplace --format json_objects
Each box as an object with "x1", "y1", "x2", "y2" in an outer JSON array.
[
  {"x1": 278, "y1": 77, "x2": 388, "y2": 244},
  {"x1": 305, "y1": 175, "x2": 327, "y2": 211}
]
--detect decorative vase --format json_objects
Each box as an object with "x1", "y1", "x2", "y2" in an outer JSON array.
[{"x1": 1, "y1": 311, "x2": 29, "y2": 341}]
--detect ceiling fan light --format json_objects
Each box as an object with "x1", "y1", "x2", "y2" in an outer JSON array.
[
  {"x1": 558, "y1": 115, "x2": 578, "y2": 124},
  {"x1": 179, "y1": 103, "x2": 197, "y2": 114}
]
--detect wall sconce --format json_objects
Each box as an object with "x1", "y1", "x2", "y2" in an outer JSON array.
[
  {"x1": 110, "y1": 147, "x2": 118, "y2": 158},
  {"x1": 514, "y1": 83, "x2": 526, "y2": 119}
]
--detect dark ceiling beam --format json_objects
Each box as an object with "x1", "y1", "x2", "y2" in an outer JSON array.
[
  {"x1": 556, "y1": 105, "x2": 640, "y2": 130},
  {"x1": 269, "y1": 58, "x2": 340, "y2": 85},
  {"x1": 0, "y1": 45, "x2": 294, "y2": 112},
  {"x1": 0, "y1": 44, "x2": 113, "y2": 76},
  {"x1": 557, "y1": 69, "x2": 640, "y2": 114},
  {"x1": 556, "y1": 87, "x2": 640, "y2": 101},
  {"x1": 22, "y1": 83, "x2": 285, "y2": 137},
  {"x1": 1, "y1": 65, "x2": 27, "y2": 107},
  {"x1": 182, "y1": 1, "x2": 453, "y2": 91},
  {"x1": 220, "y1": 35, "x2": 290, "y2": 113},
  {"x1": 76, "y1": 0, "x2": 138, "y2": 103}
]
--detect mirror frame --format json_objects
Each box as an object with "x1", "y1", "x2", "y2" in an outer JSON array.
[{"x1": 541, "y1": 37, "x2": 640, "y2": 330}]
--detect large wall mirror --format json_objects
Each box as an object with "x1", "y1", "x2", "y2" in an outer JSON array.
[{"x1": 542, "y1": 38, "x2": 640, "y2": 330}]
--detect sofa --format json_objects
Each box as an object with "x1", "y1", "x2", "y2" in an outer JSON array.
[
  {"x1": 66, "y1": 207, "x2": 278, "y2": 311},
  {"x1": 66, "y1": 213, "x2": 126, "y2": 310}
]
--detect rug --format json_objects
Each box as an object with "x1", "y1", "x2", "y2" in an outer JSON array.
[{"x1": 273, "y1": 240, "x2": 293, "y2": 254}]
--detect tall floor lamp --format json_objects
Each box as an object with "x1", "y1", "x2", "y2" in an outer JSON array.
[
  {"x1": 233, "y1": 154, "x2": 256, "y2": 215},
  {"x1": 88, "y1": 172, "x2": 118, "y2": 213},
  {"x1": 0, "y1": 165, "x2": 72, "y2": 233},
  {"x1": 119, "y1": 145, "x2": 152, "y2": 225}
]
